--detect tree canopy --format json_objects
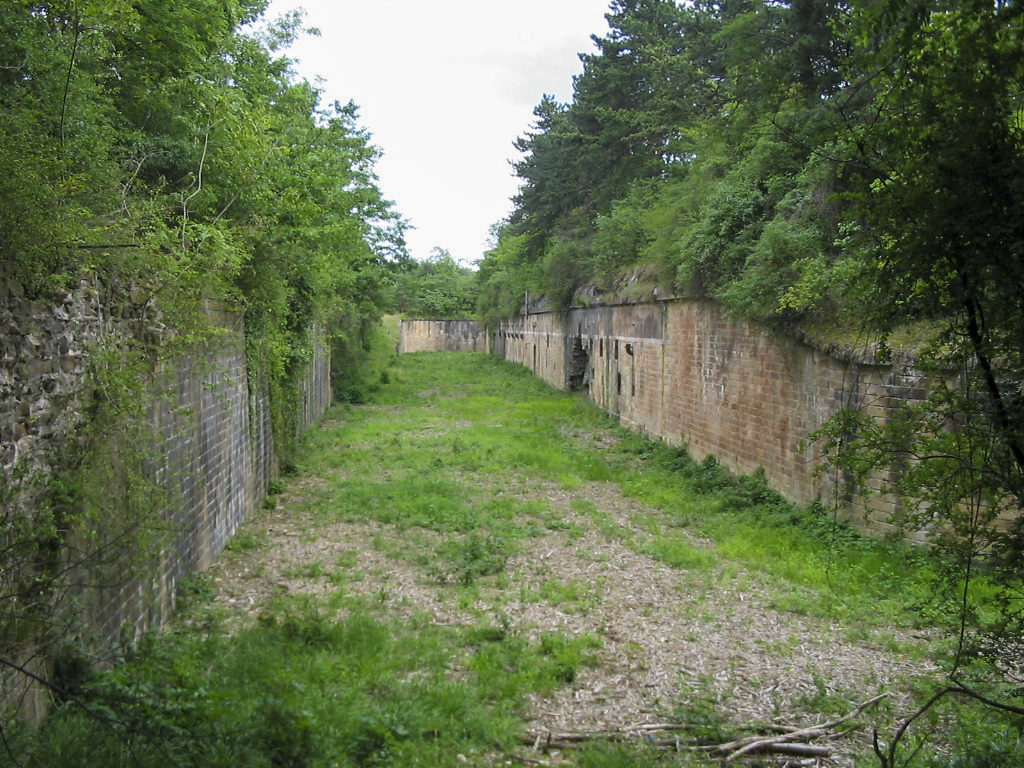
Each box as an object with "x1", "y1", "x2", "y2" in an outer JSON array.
[
  {"x1": 0, "y1": 0, "x2": 408, "y2": 389},
  {"x1": 390, "y1": 247, "x2": 478, "y2": 319}
]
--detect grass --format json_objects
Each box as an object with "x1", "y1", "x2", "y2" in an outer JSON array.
[{"x1": 16, "y1": 348, "x2": 1024, "y2": 768}]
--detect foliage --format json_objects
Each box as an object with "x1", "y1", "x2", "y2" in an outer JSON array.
[
  {"x1": 331, "y1": 313, "x2": 400, "y2": 404},
  {"x1": 0, "y1": 0, "x2": 408, "y2": 727},
  {"x1": 807, "y1": 3, "x2": 1024, "y2": 757},
  {"x1": 0, "y1": 0, "x2": 407, "y2": 422},
  {"x1": 480, "y1": 0, "x2": 849, "y2": 321},
  {"x1": 390, "y1": 248, "x2": 478, "y2": 319},
  {"x1": 12, "y1": 603, "x2": 522, "y2": 767},
  {"x1": 475, "y1": 4, "x2": 1024, "y2": 760}
]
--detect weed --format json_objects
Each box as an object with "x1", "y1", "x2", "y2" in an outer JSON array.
[
  {"x1": 282, "y1": 561, "x2": 324, "y2": 580},
  {"x1": 644, "y1": 538, "x2": 717, "y2": 571},
  {"x1": 226, "y1": 527, "x2": 265, "y2": 552},
  {"x1": 336, "y1": 550, "x2": 359, "y2": 568},
  {"x1": 571, "y1": 497, "x2": 599, "y2": 516},
  {"x1": 537, "y1": 578, "x2": 602, "y2": 614},
  {"x1": 436, "y1": 533, "x2": 512, "y2": 585},
  {"x1": 175, "y1": 572, "x2": 216, "y2": 607},
  {"x1": 538, "y1": 631, "x2": 604, "y2": 683},
  {"x1": 466, "y1": 627, "x2": 603, "y2": 699},
  {"x1": 674, "y1": 680, "x2": 735, "y2": 744}
]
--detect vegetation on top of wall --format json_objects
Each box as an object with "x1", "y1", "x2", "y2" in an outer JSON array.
[
  {"x1": 478, "y1": 0, "x2": 1022, "y2": 347},
  {"x1": 476, "y1": 0, "x2": 1024, "y2": 748},
  {"x1": 388, "y1": 248, "x2": 479, "y2": 320},
  {"x1": 0, "y1": 0, "x2": 408, "y2": 417}
]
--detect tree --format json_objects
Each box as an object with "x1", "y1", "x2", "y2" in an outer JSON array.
[
  {"x1": 813, "y1": 2, "x2": 1024, "y2": 760},
  {"x1": 833, "y1": 0, "x2": 1024, "y2": 541},
  {"x1": 392, "y1": 248, "x2": 478, "y2": 319},
  {"x1": 0, "y1": 0, "x2": 406, "y2": 726},
  {"x1": 486, "y1": 0, "x2": 853, "y2": 319}
]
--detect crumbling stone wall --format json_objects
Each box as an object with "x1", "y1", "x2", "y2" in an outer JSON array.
[
  {"x1": 399, "y1": 318, "x2": 489, "y2": 353},
  {"x1": 494, "y1": 299, "x2": 927, "y2": 539},
  {"x1": 1, "y1": 278, "x2": 330, "y2": 711}
]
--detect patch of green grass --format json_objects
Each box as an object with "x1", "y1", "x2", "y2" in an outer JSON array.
[
  {"x1": 465, "y1": 627, "x2": 603, "y2": 699},
  {"x1": 643, "y1": 538, "x2": 717, "y2": 571},
  {"x1": 281, "y1": 561, "x2": 324, "y2": 580},
  {"x1": 328, "y1": 473, "x2": 474, "y2": 529},
  {"x1": 610, "y1": 435, "x2": 949, "y2": 629},
  {"x1": 225, "y1": 527, "x2": 266, "y2": 553},
  {"x1": 27, "y1": 597, "x2": 553, "y2": 768},
  {"x1": 433, "y1": 532, "x2": 514, "y2": 585},
  {"x1": 333, "y1": 550, "x2": 359, "y2": 569},
  {"x1": 535, "y1": 578, "x2": 603, "y2": 613}
]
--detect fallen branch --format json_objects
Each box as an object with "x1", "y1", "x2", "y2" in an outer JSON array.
[
  {"x1": 712, "y1": 693, "x2": 888, "y2": 762},
  {"x1": 522, "y1": 693, "x2": 888, "y2": 762},
  {"x1": 523, "y1": 724, "x2": 699, "y2": 752}
]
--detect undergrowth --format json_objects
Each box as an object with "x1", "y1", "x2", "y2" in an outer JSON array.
[
  {"x1": 611, "y1": 432, "x2": 972, "y2": 634},
  {"x1": 10, "y1": 350, "x2": 1023, "y2": 768}
]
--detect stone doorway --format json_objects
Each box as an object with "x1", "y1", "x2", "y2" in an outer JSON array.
[{"x1": 568, "y1": 336, "x2": 590, "y2": 391}]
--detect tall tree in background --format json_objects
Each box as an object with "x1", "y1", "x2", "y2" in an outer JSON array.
[
  {"x1": 495, "y1": 0, "x2": 852, "y2": 312},
  {"x1": 506, "y1": 0, "x2": 723, "y2": 306}
]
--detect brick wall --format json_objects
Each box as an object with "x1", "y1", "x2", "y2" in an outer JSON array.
[
  {"x1": 494, "y1": 299, "x2": 928, "y2": 538},
  {"x1": 300, "y1": 326, "x2": 332, "y2": 433},
  {"x1": 1, "y1": 279, "x2": 330, "y2": 714},
  {"x1": 399, "y1": 318, "x2": 490, "y2": 353}
]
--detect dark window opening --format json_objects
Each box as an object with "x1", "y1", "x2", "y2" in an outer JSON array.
[{"x1": 568, "y1": 337, "x2": 590, "y2": 391}]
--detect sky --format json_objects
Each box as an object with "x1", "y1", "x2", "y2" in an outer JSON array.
[{"x1": 263, "y1": 0, "x2": 613, "y2": 267}]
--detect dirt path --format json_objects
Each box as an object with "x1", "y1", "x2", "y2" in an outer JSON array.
[{"x1": 203, "y1": 390, "x2": 937, "y2": 765}]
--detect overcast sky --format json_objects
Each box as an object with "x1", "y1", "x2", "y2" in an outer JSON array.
[{"x1": 263, "y1": 0, "x2": 613, "y2": 266}]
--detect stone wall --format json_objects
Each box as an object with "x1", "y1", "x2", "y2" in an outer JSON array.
[
  {"x1": 1, "y1": 278, "x2": 330, "y2": 714},
  {"x1": 99, "y1": 304, "x2": 265, "y2": 644},
  {"x1": 493, "y1": 299, "x2": 927, "y2": 539},
  {"x1": 399, "y1": 318, "x2": 489, "y2": 354},
  {"x1": 300, "y1": 326, "x2": 332, "y2": 433}
]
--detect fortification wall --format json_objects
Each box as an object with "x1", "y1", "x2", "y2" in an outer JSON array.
[
  {"x1": 1, "y1": 278, "x2": 330, "y2": 713},
  {"x1": 494, "y1": 300, "x2": 923, "y2": 539},
  {"x1": 399, "y1": 318, "x2": 489, "y2": 353}
]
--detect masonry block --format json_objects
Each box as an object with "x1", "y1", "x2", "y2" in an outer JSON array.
[{"x1": 485, "y1": 299, "x2": 939, "y2": 539}]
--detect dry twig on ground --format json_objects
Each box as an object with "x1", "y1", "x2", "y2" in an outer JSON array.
[{"x1": 523, "y1": 694, "x2": 888, "y2": 762}]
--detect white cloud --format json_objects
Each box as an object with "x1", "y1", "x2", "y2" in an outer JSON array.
[{"x1": 264, "y1": 0, "x2": 610, "y2": 266}]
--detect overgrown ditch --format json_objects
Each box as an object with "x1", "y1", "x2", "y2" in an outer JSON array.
[{"x1": 12, "y1": 351, "x2": 1017, "y2": 768}]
